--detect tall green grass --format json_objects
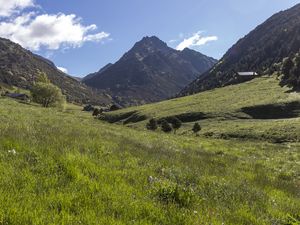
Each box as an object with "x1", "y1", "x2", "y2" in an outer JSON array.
[{"x1": 0, "y1": 98, "x2": 299, "y2": 224}]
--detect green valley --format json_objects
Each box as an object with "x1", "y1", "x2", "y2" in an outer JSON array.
[
  {"x1": 102, "y1": 76, "x2": 300, "y2": 143},
  {"x1": 0, "y1": 92, "x2": 299, "y2": 224},
  {"x1": 1, "y1": 2, "x2": 300, "y2": 224}
]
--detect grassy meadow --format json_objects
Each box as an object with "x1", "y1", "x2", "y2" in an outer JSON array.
[{"x1": 0, "y1": 96, "x2": 299, "y2": 224}]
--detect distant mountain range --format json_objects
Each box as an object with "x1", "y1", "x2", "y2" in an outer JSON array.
[
  {"x1": 180, "y1": 3, "x2": 300, "y2": 96},
  {"x1": 2, "y1": 3, "x2": 300, "y2": 107},
  {"x1": 0, "y1": 38, "x2": 111, "y2": 105},
  {"x1": 83, "y1": 36, "x2": 217, "y2": 106}
]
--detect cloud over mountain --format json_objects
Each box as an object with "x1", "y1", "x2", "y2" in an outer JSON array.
[
  {"x1": 176, "y1": 31, "x2": 218, "y2": 51},
  {"x1": 57, "y1": 66, "x2": 68, "y2": 74},
  {"x1": 0, "y1": 0, "x2": 34, "y2": 17}
]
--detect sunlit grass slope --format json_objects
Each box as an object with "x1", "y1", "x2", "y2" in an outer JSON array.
[
  {"x1": 0, "y1": 97, "x2": 299, "y2": 224},
  {"x1": 104, "y1": 76, "x2": 300, "y2": 142}
]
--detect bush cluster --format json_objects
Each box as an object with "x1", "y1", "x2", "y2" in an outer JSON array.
[
  {"x1": 146, "y1": 118, "x2": 158, "y2": 130},
  {"x1": 31, "y1": 72, "x2": 65, "y2": 108},
  {"x1": 146, "y1": 117, "x2": 202, "y2": 135},
  {"x1": 281, "y1": 53, "x2": 300, "y2": 90},
  {"x1": 154, "y1": 181, "x2": 195, "y2": 208}
]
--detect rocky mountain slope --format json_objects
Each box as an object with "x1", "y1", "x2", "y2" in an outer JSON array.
[
  {"x1": 0, "y1": 38, "x2": 111, "y2": 105},
  {"x1": 180, "y1": 3, "x2": 300, "y2": 96},
  {"x1": 83, "y1": 36, "x2": 217, "y2": 106}
]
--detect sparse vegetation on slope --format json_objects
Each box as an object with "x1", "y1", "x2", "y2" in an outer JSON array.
[{"x1": 0, "y1": 97, "x2": 299, "y2": 224}]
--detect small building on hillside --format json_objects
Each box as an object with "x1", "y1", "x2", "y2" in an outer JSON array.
[
  {"x1": 237, "y1": 72, "x2": 259, "y2": 76},
  {"x1": 5, "y1": 93, "x2": 30, "y2": 101}
]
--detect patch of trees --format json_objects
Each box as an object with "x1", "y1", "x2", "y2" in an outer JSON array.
[
  {"x1": 92, "y1": 108, "x2": 103, "y2": 117},
  {"x1": 171, "y1": 117, "x2": 182, "y2": 134},
  {"x1": 192, "y1": 123, "x2": 201, "y2": 135},
  {"x1": 281, "y1": 53, "x2": 300, "y2": 90},
  {"x1": 160, "y1": 119, "x2": 173, "y2": 133},
  {"x1": 83, "y1": 105, "x2": 104, "y2": 118},
  {"x1": 83, "y1": 104, "x2": 95, "y2": 112},
  {"x1": 146, "y1": 117, "x2": 181, "y2": 133},
  {"x1": 110, "y1": 104, "x2": 122, "y2": 111},
  {"x1": 30, "y1": 72, "x2": 65, "y2": 108},
  {"x1": 83, "y1": 103, "x2": 122, "y2": 118},
  {"x1": 146, "y1": 118, "x2": 158, "y2": 131},
  {"x1": 146, "y1": 117, "x2": 202, "y2": 135}
]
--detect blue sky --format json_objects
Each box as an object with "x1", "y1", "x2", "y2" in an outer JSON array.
[{"x1": 0, "y1": 0, "x2": 299, "y2": 77}]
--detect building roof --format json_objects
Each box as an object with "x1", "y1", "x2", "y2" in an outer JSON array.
[
  {"x1": 237, "y1": 72, "x2": 258, "y2": 76},
  {"x1": 6, "y1": 93, "x2": 29, "y2": 98}
]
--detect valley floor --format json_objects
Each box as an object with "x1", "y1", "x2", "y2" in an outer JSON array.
[{"x1": 0, "y1": 97, "x2": 299, "y2": 224}]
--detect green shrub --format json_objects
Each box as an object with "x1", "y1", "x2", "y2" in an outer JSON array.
[
  {"x1": 192, "y1": 123, "x2": 201, "y2": 135},
  {"x1": 154, "y1": 181, "x2": 195, "y2": 208},
  {"x1": 146, "y1": 118, "x2": 158, "y2": 131},
  {"x1": 280, "y1": 53, "x2": 300, "y2": 90},
  {"x1": 282, "y1": 57, "x2": 294, "y2": 78},
  {"x1": 35, "y1": 71, "x2": 50, "y2": 84},
  {"x1": 92, "y1": 108, "x2": 101, "y2": 117},
  {"x1": 110, "y1": 104, "x2": 121, "y2": 111},
  {"x1": 31, "y1": 82, "x2": 65, "y2": 108},
  {"x1": 160, "y1": 119, "x2": 172, "y2": 133},
  {"x1": 170, "y1": 117, "x2": 182, "y2": 133},
  {"x1": 83, "y1": 104, "x2": 95, "y2": 112}
]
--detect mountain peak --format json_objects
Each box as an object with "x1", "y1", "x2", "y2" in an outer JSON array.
[
  {"x1": 181, "y1": 48, "x2": 202, "y2": 55},
  {"x1": 83, "y1": 36, "x2": 217, "y2": 106},
  {"x1": 181, "y1": 47, "x2": 197, "y2": 52},
  {"x1": 141, "y1": 35, "x2": 161, "y2": 41},
  {"x1": 134, "y1": 36, "x2": 168, "y2": 51}
]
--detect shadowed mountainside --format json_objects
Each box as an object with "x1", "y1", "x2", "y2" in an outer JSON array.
[
  {"x1": 83, "y1": 36, "x2": 217, "y2": 106},
  {"x1": 180, "y1": 3, "x2": 300, "y2": 96}
]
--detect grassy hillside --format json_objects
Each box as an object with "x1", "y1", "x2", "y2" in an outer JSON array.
[
  {"x1": 102, "y1": 76, "x2": 300, "y2": 142},
  {"x1": 0, "y1": 97, "x2": 299, "y2": 224}
]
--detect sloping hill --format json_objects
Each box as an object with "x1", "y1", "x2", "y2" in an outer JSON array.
[
  {"x1": 83, "y1": 36, "x2": 217, "y2": 106},
  {"x1": 82, "y1": 63, "x2": 113, "y2": 82},
  {"x1": 180, "y1": 3, "x2": 300, "y2": 96},
  {"x1": 101, "y1": 76, "x2": 300, "y2": 142},
  {"x1": 0, "y1": 38, "x2": 111, "y2": 105}
]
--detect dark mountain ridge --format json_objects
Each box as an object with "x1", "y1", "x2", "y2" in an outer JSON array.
[
  {"x1": 0, "y1": 37, "x2": 111, "y2": 105},
  {"x1": 83, "y1": 36, "x2": 217, "y2": 106},
  {"x1": 180, "y1": 3, "x2": 300, "y2": 96}
]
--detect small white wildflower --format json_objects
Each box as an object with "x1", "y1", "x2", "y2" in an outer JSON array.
[
  {"x1": 193, "y1": 210, "x2": 198, "y2": 214},
  {"x1": 8, "y1": 149, "x2": 17, "y2": 155},
  {"x1": 148, "y1": 176, "x2": 154, "y2": 183}
]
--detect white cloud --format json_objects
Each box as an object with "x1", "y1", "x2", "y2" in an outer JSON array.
[
  {"x1": 176, "y1": 32, "x2": 218, "y2": 51},
  {"x1": 57, "y1": 66, "x2": 68, "y2": 73},
  {"x1": 0, "y1": 0, "x2": 34, "y2": 17},
  {"x1": 0, "y1": 13, "x2": 110, "y2": 51},
  {"x1": 168, "y1": 39, "x2": 177, "y2": 44}
]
